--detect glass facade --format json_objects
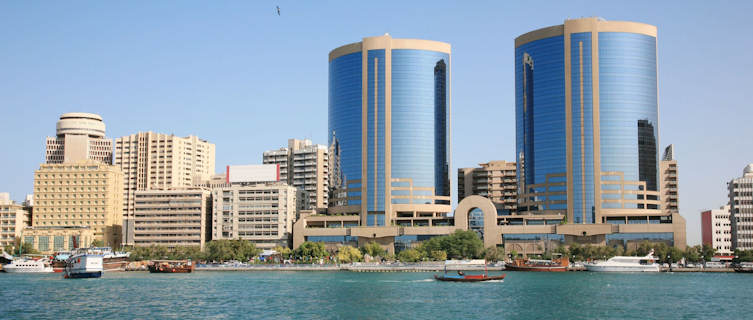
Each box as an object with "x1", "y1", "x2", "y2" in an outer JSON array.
[
  {"x1": 605, "y1": 232, "x2": 673, "y2": 247},
  {"x1": 515, "y1": 28, "x2": 659, "y2": 219},
  {"x1": 328, "y1": 40, "x2": 451, "y2": 224},
  {"x1": 599, "y1": 32, "x2": 659, "y2": 209},
  {"x1": 329, "y1": 51, "x2": 362, "y2": 207},
  {"x1": 391, "y1": 49, "x2": 450, "y2": 203},
  {"x1": 515, "y1": 35, "x2": 567, "y2": 212}
]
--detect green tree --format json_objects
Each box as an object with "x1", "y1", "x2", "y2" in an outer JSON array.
[
  {"x1": 91, "y1": 239, "x2": 105, "y2": 247},
  {"x1": 20, "y1": 242, "x2": 39, "y2": 255},
  {"x1": 483, "y1": 247, "x2": 505, "y2": 262},
  {"x1": 294, "y1": 241, "x2": 328, "y2": 260},
  {"x1": 430, "y1": 250, "x2": 448, "y2": 261},
  {"x1": 336, "y1": 246, "x2": 363, "y2": 263},
  {"x1": 3, "y1": 244, "x2": 13, "y2": 254},
  {"x1": 397, "y1": 248, "x2": 423, "y2": 262},
  {"x1": 273, "y1": 246, "x2": 293, "y2": 259},
  {"x1": 700, "y1": 244, "x2": 717, "y2": 261},
  {"x1": 205, "y1": 239, "x2": 261, "y2": 262},
  {"x1": 360, "y1": 241, "x2": 387, "y2": 258}
]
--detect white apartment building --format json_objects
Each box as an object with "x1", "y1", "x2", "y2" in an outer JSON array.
[
  {"x1": 0, "y1": 196, "x2": 30, "y2": 249},
  {"x1": 730, "y1": 164, "x2": 753, "y2": 250},
  {"x1": 114, "y1": 132, "x2": 215, "y2": 245},
  {"x1": 45, "y1": 113, "x2": 113, "y2": 164},
  {"x1": 263, "y1": 139, "x2": 328, "y2": 209},
  {"x1": 133, "y1": 188, "x2": 211, "y2": 250},
  {"x1": 701, "y1": 205, "x2": 732, "y2": 255},
  {"x1": 211, "y1": 183, "x2": 302, "y2": 249}
]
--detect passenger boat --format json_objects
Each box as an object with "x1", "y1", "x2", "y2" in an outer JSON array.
[
  {"x1": 505, "y1": 256, "x2": 569, "y2": 272},
  {"x1": 91, "y1": 247, "x2": 130, "y2": 271},
  {"x1": 585, "y1": 250, "x2": 660, "y2": 272},
  {"x1": 434, "y1": 260, "x2": 505, "y2": 282},
  {"x1": 733, "y1": 262, "x2": 753, "y2": 273},
  {"x1": 64, "y1": 251, "x2": 103, "y2": 278},
  {"x1": 2, "y1": 258, "x2": 54, "y2": 273},
  {"x1": 434, "y1": 272, "x2": 506, "y2": 282},
  {"x1": 148, "y1": 260, "x2": 195, "y2": 273}
]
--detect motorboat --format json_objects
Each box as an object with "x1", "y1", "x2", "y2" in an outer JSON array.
[
  {"x1": 585, "y1": 250, "x2": 660, "y2": 272},
  {"x1": 64, "y1": 250, "x2": 103, "y2": 278},
  {"x1": 2, "y1": 258, "x2": 54, "y2": 273}
]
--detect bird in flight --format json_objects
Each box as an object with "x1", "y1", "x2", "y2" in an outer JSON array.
[{"x1": 276, "y1": 6, "x2": 281, "y2": 16}]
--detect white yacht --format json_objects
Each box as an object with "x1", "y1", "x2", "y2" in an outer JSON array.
[
  {"x1": 64, "y1": 249, "x2": 104, "y2": 279},
  {"x1": 3, "y1": 258, "x2": 54, "y2": 273},
  {"x1": 585, "y1": 251, "x2": 660, "y2": 272}
]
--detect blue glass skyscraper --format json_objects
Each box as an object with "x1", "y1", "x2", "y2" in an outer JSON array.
[
  {"x1": 328, "y1": 34, "x2": 452, "y2": 227},
  {"x1": 515, "y1": 18, "x2": 666, "y2": 226}
]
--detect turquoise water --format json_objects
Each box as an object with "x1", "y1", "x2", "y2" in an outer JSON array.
[{"x1": 1, "y1": 271, "x2": 752, "y2": 319}]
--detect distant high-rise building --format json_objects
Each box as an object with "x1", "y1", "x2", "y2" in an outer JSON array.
[
  {"x1": 458, "y1": 161, "x2": 517, "y2": 215},
  {"x1": 660, "y1": 145, "x2": 679, "y2": 214},
  {"x1": 133, "y1": 188, "x2": 211, "y2": 250},
  {"x1": 513, "y1": 17, "x2": 685, "y2": 249},
  {"x1": 729, "y1": 164, "x2": 753, "y2": 250},
  {"x1": 263, "y1": 139, "x2": 329, "y2": 209},
  {"x1": 45, "y1": 113, "x2": 113, "y2": 164},
  {"x1": 113, "y1": 132, "x2": 215, "y2": 245},
  {"x1": 701, "y1": 205, "x2": 732, "y2": 255},
  {"x1": 32, "y1": 161, "x2": 124, "y2": 248}
]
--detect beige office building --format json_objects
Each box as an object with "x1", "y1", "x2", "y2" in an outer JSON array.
[
  {"x1": 22, "y1": 226, "x2": 94, "y2": 254},
  {"x1": 458, "y1": 161, "x2": 518, "y2": 215},
  {"x1": 33, "y1": 161, "x2": 123, "y2": 248},
  {"x1": 114, "y1": 132, "x2": 215, "y2": 245},
  {"x1": 263, "y1": 139, "x2": 329, "y2": 209},
  {"x1": 0, "y1": 197, "x2": 30, "y2": 249},
  {"x1": 660, "y1": 145, "x2": 679, "y2": 214},
  {"x1": 45, "y1": 113, "x2": 113, "y2": 164},
  {"x1": 212, "y1": 183, "x2": 301, "y2": 249},
  {"x1": 133, "y1": 188, "x2": 211, "y2": 250}
]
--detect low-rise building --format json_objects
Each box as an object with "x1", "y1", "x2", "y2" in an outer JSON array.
[
  {"x1": 21, "y1": 226, "x2": 95, "y2": 254},
  {"x1": 33, "y1": 161, "x2": 123, "y2": 248},
  {"x1": 701, "y1": 205, "x2": 732, "y2": 255},
  {"x1": 212, "y1": 183, "x2": 302, "y2": 249},
  {"x1": 1, "y1": 198, "x2": 30, "y2": 249},
  {"x1": 133, "y1": 188, "x2": 211, "y2": 250}
]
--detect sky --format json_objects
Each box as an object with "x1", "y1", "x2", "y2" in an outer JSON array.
[{"x1": 1, "y1": 1, "x2": 752, "y2": 246}]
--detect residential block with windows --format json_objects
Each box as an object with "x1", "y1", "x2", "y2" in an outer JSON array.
[
  {"x1": 0, "y1": 197, "x2": 30, "y2": 250},
  {"x1": 114, "y1": 132, "x2": 215, "y2": 245},
  {"x1": 458, "y1": 161, "x2": 518, "y2": 215},
  {"x1": 730, "y1": 164, "x2": 753, "y2": 250},
  {"x1": 701, "y1": 205, "x2": 732, "y2": 255},
  {"x1": 263, "y1": 139, "x2": 329, "y2": 209},
  {"x1": 211, "y1": 183, "x2": 302, "y2": 249},
  {"x1": 133, "y1": 188, "x2": 211, "y2": 250},
  {"x1": 32, "y1": 161, "x2": 123, "y2": 248}
]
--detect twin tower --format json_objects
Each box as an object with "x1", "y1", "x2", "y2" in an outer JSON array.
[{"x1": 307, "y1": 17, "x2": 684, "y2": 251}]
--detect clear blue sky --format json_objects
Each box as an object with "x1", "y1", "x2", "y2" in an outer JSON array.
[{"x1": 2, "y1": 1, "x2": 752, "y2": 246}]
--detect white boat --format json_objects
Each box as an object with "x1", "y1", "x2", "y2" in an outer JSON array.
[
  {"x1": 3, "y1": 258, "x2": 54, "y2": 273},
  {"x1": 64, "y1": 251, "x2": 103, "y2": 279},
  {"x1": 585, "y1": 250, "x2": 660, "y2": 272}
]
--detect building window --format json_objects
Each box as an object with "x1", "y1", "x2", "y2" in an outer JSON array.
[{"x1": 38, "y1": 236, "x2": 50, "y2": 251}]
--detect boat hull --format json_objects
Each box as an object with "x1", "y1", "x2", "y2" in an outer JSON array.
[
  {"x1": 2, "y1": 266, "x2": 54, "y2": 273},
  {"x1": 65, "y1": 271, "x2": 102, "y2": 278},
  {"x1": 585, "y1": 265, "x2": 660, "y2": 272},
  {"x1": 148, "y1": 266, "x2": 194, "y2": 273},
  {"x1": 434, "y1": 274, "x2": 506, "y2": 282},
  {"x1": 505, "y1": 266, "x2": 568, "y2": 272}
]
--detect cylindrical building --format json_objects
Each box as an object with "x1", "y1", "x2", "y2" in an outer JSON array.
[
  {"x1": 328, "y1": 34, "x2": 451, "y2": 227},
  {"x1": 515, "y1": 18, "x2": 663, "y2": 225}
]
